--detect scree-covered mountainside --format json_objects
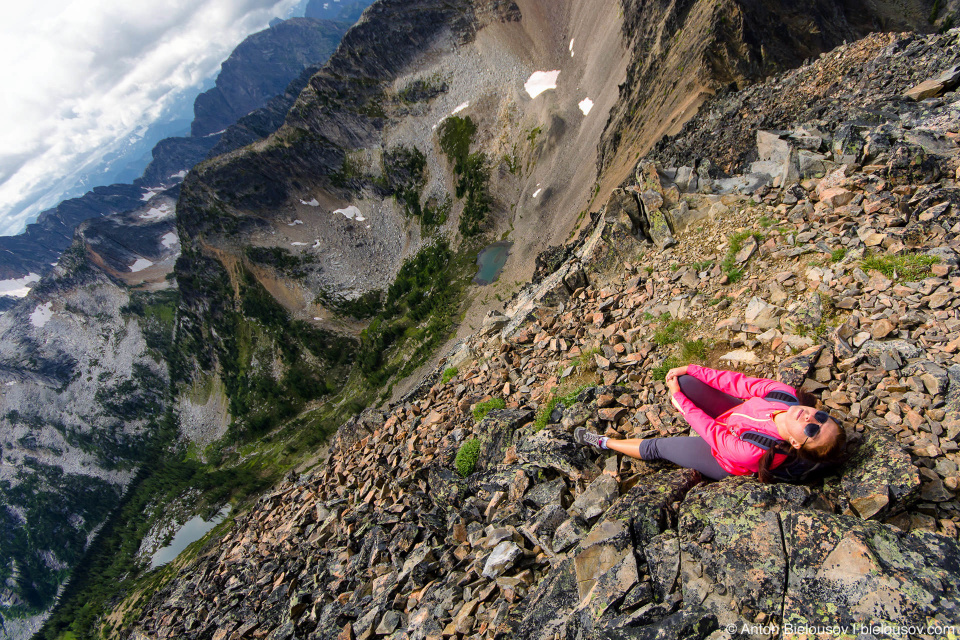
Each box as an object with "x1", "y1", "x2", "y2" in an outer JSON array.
[{"x1": 1, "y1": 0, "x2": 958, "y2": 638}]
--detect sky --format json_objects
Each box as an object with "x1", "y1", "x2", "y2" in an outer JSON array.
[{"x1": 0, "y1": 0, "x2": 304, "y2": 236}]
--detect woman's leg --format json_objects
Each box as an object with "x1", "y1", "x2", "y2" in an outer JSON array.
[
  {"x1": 604, "y1": 436, "x2": 729, "y2": 480},
  {"x1": 678, "y1": 375, "x2": 742, "y2": 418},
  {"x1": 605, "y1": 438, "x2": 645, "y2": 458}
]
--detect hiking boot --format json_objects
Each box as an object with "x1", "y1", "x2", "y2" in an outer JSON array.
[{"x1": 574, "y1": 427, "x2": 606, "y2": 449}]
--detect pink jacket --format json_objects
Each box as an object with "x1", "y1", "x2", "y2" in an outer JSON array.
[{"x1": 670, "y1": 365, "x2": 796, "y2": 475}]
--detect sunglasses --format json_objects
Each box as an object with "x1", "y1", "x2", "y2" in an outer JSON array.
[{"x1": 803, "y1": 410, "x2": 831, "y2": 439}]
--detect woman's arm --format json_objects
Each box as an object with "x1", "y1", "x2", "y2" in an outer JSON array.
[
  {"x1": 668, "y1": 376, "x2": 766, "y2": 471},
  {"x1": 684, "y1": 364, "x2": 795, "y2": 399}
]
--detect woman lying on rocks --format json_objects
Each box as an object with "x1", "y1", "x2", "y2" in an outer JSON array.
[{"x1": 575, "y1": 364, "x2": 847, "y2": 482}]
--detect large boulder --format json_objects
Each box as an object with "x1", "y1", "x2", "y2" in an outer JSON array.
[
  {"x1": 840, "y1": 429, "x2": 921, "y2": 520},
  {"x1": 782, "y1": 509, "x2": 960, "y2": 630},
  {"x1": 777, "y1": 345, "x2": 824, "y2": 389},
  {"x1": 678, "y1": 479, "x2": 809, "y2": 630},
  {"x1": 516, "y1": 429, "x2": 602, "y2": 483},
  {"x1": 476, "y1": 409, "x2": 534, "y2": 472}
]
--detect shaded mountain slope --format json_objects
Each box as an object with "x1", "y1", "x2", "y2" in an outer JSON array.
[
  {"x1": 595, "y1": 0, "x2": 939, "y2": 193},
  {"x1": 191, "y1": 18, "x2": 351, "y2": 137}
]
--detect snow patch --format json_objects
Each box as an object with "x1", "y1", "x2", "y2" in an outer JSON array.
[
  {"x1": 130, "y1": 258, "x2": 154, "y2": 273},
  {"x1": 30, "y1": 302, "x2": 53, "y2": 329},
  {"x1": 532, "y1": 188, "x2": 542, "y2": 198},
  {"x1": 452, "y1": 101, "x2": 470, "y2": 114},
  {"x1": 140, "y1": 187, "x2": 164, "y2": 201},
  {"x1": 288, "y1": 219, "x2": 304, "y2": 226},
  {"x1": 569, "y1": 39, "x2": 575, "y2": 57},
  {"x1": 0, "y1": 273, "x2": 40, "y2": 298},
  {"x1": 291, "y1": 242, "x2": 309, "y2": 246},
  {"x1": 169, "y1": 170, "x2": 188, "y2": 180},
  {"x1": 335, "y1": 206, "x2": 366, "y2": 221},
  {"x1": 161, "y1": 233, "x2": 179, "y2": 249},
  {"x1": 578, "y1": 98, "x2": 594, "y2": 115},
  {"x1": 139, "y1": 203, "x2": 173, "y2": 220},
  {"x1": 300, "y1": 199, "x2": 320, "y2": 207},
  {"x1": 525, "y1": 70, "x2": 560, "y2": 98}
]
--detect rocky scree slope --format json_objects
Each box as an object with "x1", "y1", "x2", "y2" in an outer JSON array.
[{"x1": 125, "y1": 32, "x2": 960, "y2": 640}]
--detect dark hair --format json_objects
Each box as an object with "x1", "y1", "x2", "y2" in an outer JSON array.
[
  {"x1": 756, "y1": 422, "x2": 849, "y2": 484},
  {"x1": 796, "y1": 388, "x2": 817, "y2": 408}
]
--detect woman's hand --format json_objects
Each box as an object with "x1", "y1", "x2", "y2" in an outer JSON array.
[
  {"x1": 666, "y1": 375, "x2": 681, "y2": 395},
  {"x1": 664, "y1": 365, "x2": 689, "y2": 383}
]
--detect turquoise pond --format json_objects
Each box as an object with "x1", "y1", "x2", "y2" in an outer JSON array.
[
  {"x1": 474, "y1": 241, "x2": 512, "y2": 285},
  {"x1": 150, "y1": 506, "x2": 230, "y2": 569}
]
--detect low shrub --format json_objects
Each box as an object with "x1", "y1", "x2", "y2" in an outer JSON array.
[
  {"x1": 472, "y1": 397, "x2": 505, "y2": 421},
  {"x1": 455, "y1": 438, "x2": 481, "y2": 477},
  {"x1": 441, "y1": 367, "x2": 458, "y2": 384},
  {"x1": 861, "y1": 252, "x2": 939, "y2": 282}
]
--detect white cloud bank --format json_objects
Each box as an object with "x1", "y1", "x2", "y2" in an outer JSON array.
[{"x1": 0, "y1": 0, "x2": 300, "y2": 237}]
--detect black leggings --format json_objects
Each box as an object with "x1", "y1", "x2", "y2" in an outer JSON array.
[{"x1": 636, "y1": 375, "x2": 743, "y2": 480}]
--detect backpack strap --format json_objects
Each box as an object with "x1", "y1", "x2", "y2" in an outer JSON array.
[
  {"x1": 764, "y1": 390, "x2": 799, "y2": 405},
  {"x1": 739, "y1": 430, "x2": 785, "y2": 451},
  {"x1": 740, "y1": 429, "x2": 824, "y2": 482}
]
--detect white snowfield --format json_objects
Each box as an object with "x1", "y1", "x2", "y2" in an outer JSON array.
[
  {"x1": 525, "y1": 70, "x2": 560, "y2": 98},
  {"x1": 140, "y1": 187, "x2": 164, "y2": 201},
  {"x1": 140, "y1": 203, "x2": 173, "y2": 220},
  {"x1": 569, "y1": 39, "x2": 575, "y2": 57},
  {"x1": 0, "y1": 273, "x2": 40, "y2": 298},
  {"x1": 160, "y1": 232, "x2": 178, "y2": 249},
  {"x1": 288, "y1": 219, "x2": 304, "y2": 226},
  {"x1": 335, "y1": 206, "x2": 365, "y2": 222},
  {"x1": 452, "y1": 101, "x2": 470, "y2": 114},
  {"x1": 169, "y1": 170, "x2": 188, "y2": 180},
  {"x1": 30, "y1": 301, "x2": 53, "y2": 328},
  {"x1": 579, "y1": 97, "x2": 594, "y2": 115},
  {"x1": 129, "y1": 258, "x2": 154, "y2": 273},
  {"x1": 300, "y1": 199, "x2": 320, "y2": 207}
]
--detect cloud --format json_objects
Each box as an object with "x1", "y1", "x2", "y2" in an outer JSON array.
[{"x1": 0, "y1": 0, "x2": 301, "y2": 236}]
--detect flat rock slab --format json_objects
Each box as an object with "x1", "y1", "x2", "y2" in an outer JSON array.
[
  {"x1": 678, "y1": 479, "x2": 809, "y2": 629},
  {"x1": 782, "y1": 509, "x2": 960, "y2": 630}
]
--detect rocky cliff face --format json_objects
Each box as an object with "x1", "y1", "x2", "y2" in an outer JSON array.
[
  {"x1": 0, "y1": 237, "x2": 174, "y2": 638},
  {"x1": 594, "y1": 0, "x2": 939, "y2": 190}
]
